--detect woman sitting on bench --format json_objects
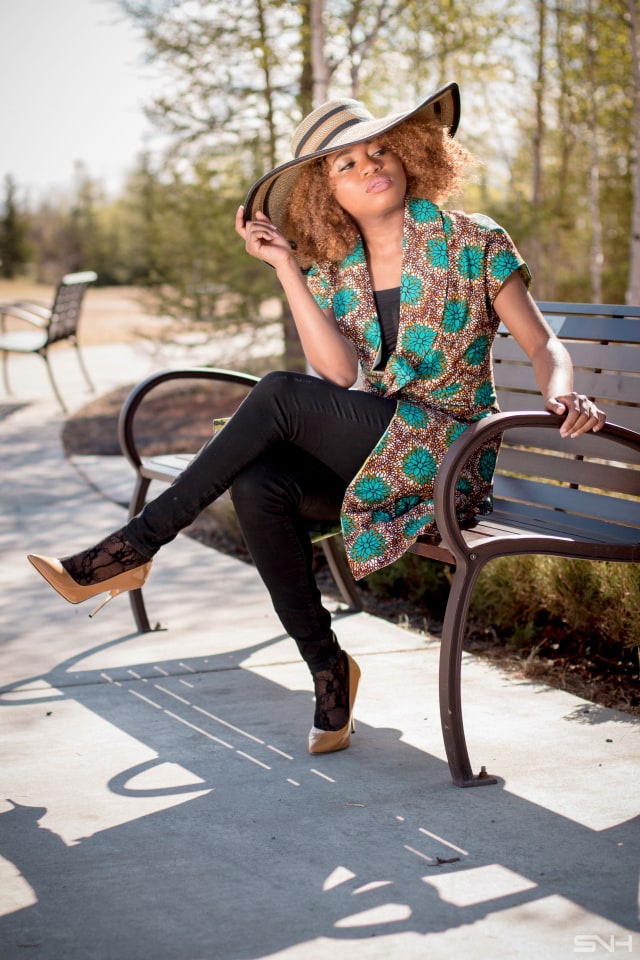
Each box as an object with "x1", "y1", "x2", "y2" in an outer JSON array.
[{"x1": 28, "y1": 82, "x2": 605, "y2": 756}]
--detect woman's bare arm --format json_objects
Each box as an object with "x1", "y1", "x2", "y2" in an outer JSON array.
[
  {"x1": 236, "y1": 207, "x2": 359, "y2": 386},
  {"x1": 494, "y1": 274, "x2": 606, "y2": 437}
]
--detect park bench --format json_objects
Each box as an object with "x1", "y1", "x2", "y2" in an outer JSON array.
[
  {"x1": 0, "y1": 270, "x2": 97, "y2": 413},
  {"x1": 117, "y1": 301, "x2": 640, "y2": 788}
]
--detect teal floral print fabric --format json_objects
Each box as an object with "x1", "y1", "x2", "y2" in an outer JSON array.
[{"x1": 305, "y1": 198, "x2": 531, "y2": 579}]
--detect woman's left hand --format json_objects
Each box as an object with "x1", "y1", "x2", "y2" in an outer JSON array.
[{"x1": 545, "y1": 392, "x2": 607, "y2": 438}]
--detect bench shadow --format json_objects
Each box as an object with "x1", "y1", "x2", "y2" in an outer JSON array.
[
  {"x1": 0, "y1": 402, "x2": 31, "y2": 421},
  {"x1": 0, "y1": 634, "x2": 638, "y2": 959}
]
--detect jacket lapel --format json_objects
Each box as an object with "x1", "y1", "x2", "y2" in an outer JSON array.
[{"x1": 370, "y1": 199, "x2": 451, "y2": 396}]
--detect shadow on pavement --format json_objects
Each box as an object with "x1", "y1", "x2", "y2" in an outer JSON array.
[{"x1": 1, "y1": 634, "x2": 638, "y2": 959}]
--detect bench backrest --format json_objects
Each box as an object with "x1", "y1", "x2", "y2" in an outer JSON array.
[
  {"x1": 491, "y1": 302, "x2": 640, "y2": 535},
  {"x1": 48, "y1": 271, "x2": 98, "y2": 345}
]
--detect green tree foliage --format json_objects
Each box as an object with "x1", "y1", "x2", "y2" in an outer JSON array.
[
  {"x1": 138, "y1": 155, "x2": 281, "y2": 327},
  {"x1": 117, "y1": 0, "x2": 314, "y2": 364},
  {"x1": 13, "y1": 0, "x2": 637, "y2": 307},
  {"x1": 112, "y1": 0, "x2": 527, "y2": 363},
  {"x1": 0, "y1": 175, "x2": 31, "y2": 279},
  {"x1": 121, "y1": 0, "x2": 301, "y2": 171},
  {"x1": 489, "y1": 0, "x2": 635, "y2": 302},
  {"x1": 28, "y1": 163, "x2": 122, "y2": 284}
]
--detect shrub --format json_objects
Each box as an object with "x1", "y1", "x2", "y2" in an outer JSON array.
[
  {"x1": 362, "y1": 554, "x2": 453, "y2": 621},
  {"x1": 469, "y1": 556, "x2": 640, "y2": 650},
  {"x1": 362, "y1": 552, "x2": 639, "y2": 689}
]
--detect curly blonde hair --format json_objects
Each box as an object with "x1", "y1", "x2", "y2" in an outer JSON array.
[{"x1": 283, "y1": 117, "x2": 475, "y2": 267}]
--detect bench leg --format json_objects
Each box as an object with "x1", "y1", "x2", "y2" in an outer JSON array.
[
  {"x1": 127, "y1": 475, "x2": 154, "y2": 634},
  {"x1": 129, "y1": 587, "x2": 153, "y2": 634},
  {"x1": 1, "y1": 349, "x2": 12, "y2": 398},
  {"x1": 72, "y1": 341, "x2": 96, "y2": 394},
  {"x1": 439, "y1": 556, "x2": 498, "y2": 787},
  {"x1": 39, "y1": 349, "x2": 69, "y2": 414},
  {"x1": 321, "y1": 537, "x2": 363, "y2": 611}
]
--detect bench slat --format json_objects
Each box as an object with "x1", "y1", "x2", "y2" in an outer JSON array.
[
  {"x1": 493, "y1": 364, "x2": 540, "y2": 391},
  {"x1": 498, "y1": 317, "x2": 640, "y2": 341},
  {"x1": 522, "y1": 314, "x2": 640, "y2": 342},
  {"x1": 141, "y1": 454, "x2": 193, "y2": 482},
  {"x1": 537, "y1": 301, "x2": 640, "y2": 317},
  {"x1": 503, "y1": 421, "x2": 640, "y2": 458},
  {"x1": 493, "y1": 337, "x2": 640, "y2": 373},
  {"x1": 412, "y1": 508, "x2": 639, "y2": 558},
  {"x1": 495, "y1": 389, "x2": 640, "y2": 432},
  {"x1": 572, "y1": 347, "x2": 640, "y2": 374},
  {"x1": 496, "y1": 446, "x2": 640, "y2": 496},
  {"x1": 495, "y1": 362, "x2": 640, "y2": 403},
  {"x1": 564, "y1": 370, "x2": 640, "y2": 402},
  {"x1": 493, "y1": 474, "x2": 640, "y2": 528},
  {"x1": 466, "y1": 508, "x2": 637, "y2": 548}
]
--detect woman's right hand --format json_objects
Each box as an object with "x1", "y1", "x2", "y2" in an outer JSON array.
[
  {"x1": 236, "y1": 208, "x2": 358, "y2": 386},
  {"x1": 235, "y1": 206, "x2": 296, "y2": 269}
]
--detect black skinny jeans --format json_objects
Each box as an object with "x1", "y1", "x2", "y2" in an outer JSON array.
[{"x1": 124, "y1": 371, "x2": 396, "y2": 670}]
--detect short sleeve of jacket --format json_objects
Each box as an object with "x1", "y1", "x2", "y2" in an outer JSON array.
[
  {"x1": 305, "y1": 262, "x2": 334, "y2": 309},
  {"x1": 471, "y1": 215, "x2": 532, "y2": 304}
]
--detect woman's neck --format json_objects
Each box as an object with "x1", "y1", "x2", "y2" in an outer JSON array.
[
  {"x1": 356, "y1": 205, "x2": 404, "y2": 290},
  {"x1": 363, "y1": 236, "x2": 402, "y2": 290}
]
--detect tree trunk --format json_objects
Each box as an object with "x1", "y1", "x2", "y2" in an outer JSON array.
[
  {"x1": 311, "y1": 0, "x2": 329, "y2": 105},
  {"x1": 299, "y1": 0, "x2": 313, "y2": 116},
  {"x1": 549, "y1": 5, "x2": 573, "y2": 300},
  {"x1": 346, "y1": 0, "x2": 394, "y2": 99},
  {"x1": 531, "y1": 0, "x2": 546, "y2": 295},
  {"x1": 255, "y1": 0, "x2": 278, "y2": 168},
  {"x1": 627, "y1": 0, "x2": 640, "y2": 304},
  {"x1": 282, "y1": 0, "x2": 329, "y2": 372},
  {"x1": 586, "y1": 0, "x2": 603, "y2": 303}
]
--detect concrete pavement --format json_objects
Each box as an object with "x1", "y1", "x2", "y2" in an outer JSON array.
[{"x1": 0, "y1": 341, "x2": 638, "y2": 959}]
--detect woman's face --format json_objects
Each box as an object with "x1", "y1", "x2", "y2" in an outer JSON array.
[{"x1": 325, "y1": 140, "x2": 407, "y2": 222}]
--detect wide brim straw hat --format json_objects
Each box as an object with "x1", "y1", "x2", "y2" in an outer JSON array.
[{"x1": 243, "y1": 81, "x2": 460, "y2": 236}]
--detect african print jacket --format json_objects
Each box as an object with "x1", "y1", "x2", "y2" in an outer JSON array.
[{"x1": 305, "y1": 197, "x2": 531, "y2": 580}]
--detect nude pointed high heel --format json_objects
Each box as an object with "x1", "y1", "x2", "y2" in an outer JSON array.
[
  {"x1": 308, "y1": 653, "x2": 361, "y2": 755},
  {"x1": 27, "y1": 554, "x2": 152, "y2": 617}
]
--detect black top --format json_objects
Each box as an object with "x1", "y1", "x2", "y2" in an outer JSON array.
[{"x1": 373, "y1": 286, "x2": 401, "y2": 369}]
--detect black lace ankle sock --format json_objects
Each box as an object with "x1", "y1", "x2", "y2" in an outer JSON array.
[
  {"x1": 60, "y1": 530, "x2": 150, "y2": 586},
  {"x1": 312, "y1": 651, "x2": 350, "y2": 731}
]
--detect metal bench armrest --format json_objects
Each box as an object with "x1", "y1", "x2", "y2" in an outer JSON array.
[
  {"x1": 117, "y1": 366, "x2": 260, "y2": 470},
  {"x1": 433, "y1": 411, "x2": 640, "y2": 563},
  {"x1": 0, "y1": 304, "x2": 49, "y2": 328}
]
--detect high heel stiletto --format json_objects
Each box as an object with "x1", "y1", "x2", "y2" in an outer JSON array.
[
  {"x1": 27, "y1": 554, "x2": 152, "y2": 617},
  {"x1": 308, "y1": 653, "x2": 361, "y2": 755}
]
